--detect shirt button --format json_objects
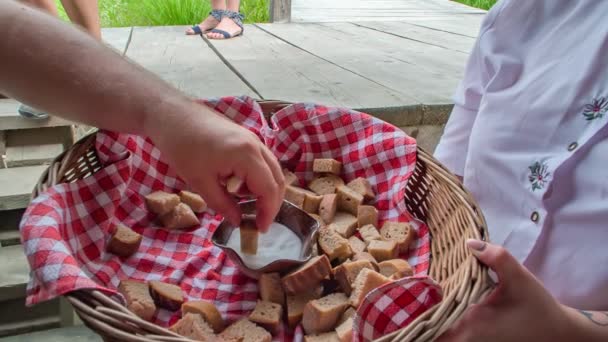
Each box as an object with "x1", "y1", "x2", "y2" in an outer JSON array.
[
  {"x1": 568, "y1": 142, "x2": 578, "y2": 151},
  {"x1": 530, "y1": 211, "x2": 540, "y2": 223}
]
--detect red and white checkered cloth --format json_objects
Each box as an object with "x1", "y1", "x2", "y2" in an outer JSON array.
[{"x1": 20, "y1": 96, "x2": 441, "y2": 340}]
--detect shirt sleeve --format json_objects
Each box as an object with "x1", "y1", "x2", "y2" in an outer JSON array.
[{"x1": 434, "y1": 2, "x2": 505, "y2": 176}]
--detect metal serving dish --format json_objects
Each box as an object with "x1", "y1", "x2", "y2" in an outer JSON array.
[{"x1": 211, "y1": 200, "x2": 320, "y2": 279}]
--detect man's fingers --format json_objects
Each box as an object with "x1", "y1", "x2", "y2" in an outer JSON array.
[
  {"x1": 197, "y1": 179, "x2": 241, "y2": 226},
  {"x1": 243, "y1": 153, "x2": 282, "y2": 233},
  {"x1": 260, "y1": 144, "x2": 286, "y2": 193},
  {"x1": 466, "y1": 239, "x2": 528, "y2": 299}
]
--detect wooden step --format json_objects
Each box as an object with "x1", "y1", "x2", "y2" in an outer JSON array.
[
  {"x1": 0, "y1": 325, "x2": 99, "y2": 342},
  {"x1": 0, "y1": 231, "x2": 21, "y2": 247},
  {"x1": 4, "y1": 144, "x2": 63, "y2": 168},
  {"x1": 0, "y1": 165, "x2": 47, "y2": 211},
  {"x1": 0, "y1": 245, "x2": 30, "y2": 302},
  {"x1": 0, "y1": 317, "x2": 61, "y2": 339},
  {"x1": 0, "y1": 209, "x2": 24, "y2": 231},
  {"x1": 0, "y1": 100, "x2": 74, "y2": 131}
]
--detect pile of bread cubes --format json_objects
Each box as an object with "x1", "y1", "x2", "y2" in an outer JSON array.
[{"x1": 106, "y1": 158, "x2": 416, "y2": 342}]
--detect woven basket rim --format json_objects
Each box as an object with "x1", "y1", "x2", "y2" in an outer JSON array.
[{"x1": 29, "y1": 99, "x2": 492, "y2": 342}]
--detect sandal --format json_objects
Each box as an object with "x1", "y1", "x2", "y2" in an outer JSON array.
[
  {"x1": 207, "y1": 10, "x2": 245, "y2": 40},
  {"x1": 188, "y1": 9, "x2": 224, "y2": 35},
  {"x1": 18, "y1": 104, "x2": 49, "y2": 120}
]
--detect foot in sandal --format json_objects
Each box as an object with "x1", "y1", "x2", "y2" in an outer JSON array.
[
  {"x1": 186, "y1": 9, "x2": 223, "y2": 35},
  {"x1": 205, "y1": 11, "x2": 244, "y2": 40}
]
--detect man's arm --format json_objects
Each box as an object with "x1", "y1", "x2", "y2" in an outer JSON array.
[
  {"x1": 0, "y1": 1, "x2": 284, "y2": 230},
  {"x1": 564, "y1": 307, "x2": 608, "y2": 341}
]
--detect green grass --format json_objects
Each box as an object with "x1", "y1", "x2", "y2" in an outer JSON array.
[
  {"x1": 454, "y1": 0, "x2": 497, "y2": 10},
  {"x1": 55, "y1": 0, "x2": 269, "y2": 27}
]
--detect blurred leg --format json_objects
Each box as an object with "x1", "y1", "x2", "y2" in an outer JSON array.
[
  {"x1": 206, "y1": 0, "x2": 242, "y2": 39},
  {"x1": 20, "y1": 0, "x2": 58, "y2": 16},
  {"x1": 186, "y1": 0, "x2": 226, "y2": 35},
  {"x1": 226, "y1": 0, "x2": 239, "y2": 12},
  {"x1": 60, "y1": 0, "x2": 101, "y2": 40}
]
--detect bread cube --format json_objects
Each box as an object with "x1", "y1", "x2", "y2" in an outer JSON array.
[
  {"x1": 259, "y1": 273, "x2": 285, "y2": 307},
  {"x1": 357, "y1": 205, "x2": 378, "y2": 228},
  {"x1": 378, "y1": 259, "x2": 413, "y2": 279},
  {"x1": 302, "y1": 293, "x2": 349, "y2": 335},
  {"x1": 349, "y1": 268, "x2": 391, "y2": 308},
  {"x1": 333, "y1": 260, "x2": 375, "y2": 295},
  {"x1": 380, "y1": 221, "x2": 416, "y2": 253},
  {"x1": 335, "y1": 317, "x2": 354, "y2": 342},
  {"x1": 347, "y1": 177, "x2": 375, "y2": 201},
  {"x1": 283, "y1": 168, "x2": 299, "y2": 186},
  {"x1": 331, "y1": 212, "x2": 358, "y2": 238},
  {"x1": 352, "y1": 252, "x2": 379, "y2": 270},
  {"x1": 249, "y1": 300, "x2": 283, "y2": 334},
  {"x1": 282, "y1": 255, "x2": 332, "y2": 295},
  {"x1": 319, "y1": 228, "x2": 353, "y2": 262},
  {"x1": 367, "y1": 240, "x2": 398, "y2": 262},
  {"x1": 145, "y1": 191, "x2": 180, "y2": 215},
  {"x1": 319, "y1": 194, "x2": 338, "y2": 223},
  {"x1": 239, "y1": 219, "x2": 258, "y2": 255},
  {"x1": 338, "y1": 307, "x2": 356, "y2": 326},
  {"x1": 220, "y1": 319, "x2": 271, "y2": 342},
  {"x1": 348, "y1": 236, "x2": 366, "y2": 255},
  {"x1": 313, "y1": 159, "x2": 342, "y2": 175},
  {"x1": 309, "y1": 213, "x2": 325, "y2": 229},
  {"x1": 285, "y1": 185, "x2": 306, "y2": 208},
  {"x1": 286, "y1": 287, "x2": 323, "y2": 329},
  {"x1": 117, "y1": 280, "x2": 156, "y2": 321},
  {"x1": 336, "y1": 185, "x2": 363, "y2": 216},
  {"x1": 160, "y1": 203, "x2": 200, "y2": 229},
  {"x1": 358, "y1": 224, "x2": 382, "y2": 245},
  {"x1": 170, "y1": 313, "x2": 215, "y2": 341},
  {"x1": 178, "y1": 190, "x2": 207, "y2": 213},
  {"x1": 304, "y1": 191, "x2": 324, "y2": 214},
  {"x1": 308, "y1": 175, "x2": 345, "y2": 195},
  {"x1": 107, "y1": 224, "x2": 142, "y2": 258},
  {"x1": 149, "y1": 280, "x2": 183, "y2": 311},
  {"x1": 304, "y1": 332, "x2": 341, "y2": 342},
  {"x1": 181, "y1": 301, "x2": 224, "y2": 333}
]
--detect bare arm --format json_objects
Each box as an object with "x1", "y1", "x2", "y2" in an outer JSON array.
[
  {"x1": 0, "y1": 1, "x2": 284, "y2": 230},
  {"x1": 563, "y1": 307, "x2": 608, "y2": 341}
]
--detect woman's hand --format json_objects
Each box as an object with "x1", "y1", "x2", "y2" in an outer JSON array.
[
  {"x1": 437, "y1": 240, "x2": 575, "y2": 342},
  {"x1": 145, "y1": 101, "x2": 285, "y2": 232}
]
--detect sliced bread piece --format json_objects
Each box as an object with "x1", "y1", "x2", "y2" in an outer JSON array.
[
  {"x1": 285, "y1": 185, "x2": 307, "y2": 208},
  {"x1": 181, "y1": 301, "x2": 225, "y2": 333},
  {"x1": 145, "y1": 191, "x2": 180, "y2": 215},
  {"x1": 352, "y1": 252, "x2": 379, "y2": 270},
  {"x1": 380, "y1": 221, "x2": 416, "y2": 253},
  {"x1": 337, "y1": 307, "x2": 356, "y2": 326},
  {"x1": 335, "y1": 317, "x2": 353, "y2": 342},
  {"x1": 149, "y1": 280, "x2": 184, "y2": 311},
  {"x1": 303, "y1": 191, "x2": 324, "y2": 214},
  {"x1": 349, "y1": 269, "x2": 391, "y2": 308},
  {"x1": 336, "y1": 185, "x2": 363, "y2": 216},
  {"x1": 259, "y1": 272, "x2": 285, "y2": 307},
  {"x1": 331, "y1": 212, "x2": 358, "y2": 238},
  {"x1": 249, "y1": 300, "x2": 283, "y2": 334},
  {"x1": 348, "y1": 236, "x2": 366, "y2": 255},
  {"x1": 357, "y1": 205, "x2": 378, "y2": 229},
  {"x1": 319, "y1": 194, "x2": 338, "y2": 223},
  {"x1": 286, "y1": 287, "x2": 324, "y2": 328},
  {"x1": 282, "y1": 255, "x2": 332, "y2": 295},
  {"x1": 179, "y1": 190, "x2": 207, "y2": 213},
  {"x1": 378, "y1": 259, "x2": 413, "y2": 278},
  {"x1": 346, "y1": 178, "x2": 375, "y2": 201},
  {"x1": 170, "y1": 312, "x2": 215, "y2": 341},
  {"x1": 367, "y1": 240, "x2": 398, "y2": 262},
  {"x1": 239, "y1": 218, "x2": 258, "y2": 255},
  {"x1": 333, "y1": 260, "x2": 375, "y2": 296},
  {"x1": 302, "y1": 293, "x2": 349, "y2": 335},
  {"x1": 160, "y1": 203, "x2": 200, "y2": 229},
  {"x1": 308, "y1": 175, "x2": 345, "y2": 195},
  {"x1": 313, "y1": 159, "x2": 342, "y2": 175},
  {"x1": 283, "y1": 168, "x2": 299, "y2": 186},
  {"x1": 318, "y1": 228, "x2": 353, "y2": 262},
  {"x1": 358, "y1": 224, "x2": 382, "y2": 245},
  {"x1": 304, "y1": 332, "x2": 341, "y2": 342},
  {"x1": 117, "y1": 280, "x2": 156, "y2": 321},
  {"x1": 107, "y1": 224, "x2": 142, "y2": 258},
  {"x1": 220, "y1": 319, "x2": 272, "y2": 342}
]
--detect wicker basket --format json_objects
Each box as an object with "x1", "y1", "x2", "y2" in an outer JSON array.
[{"x1": 32, "y1": 100, "x2": 492, "y2": 342}]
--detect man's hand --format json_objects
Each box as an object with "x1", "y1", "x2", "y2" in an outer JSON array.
[
  {"x1": 145, "y1": 102, "x2": 285, "y2": 232},
  {"x1": 437, "y1": 240, "x2": 574, "y2": 342}
]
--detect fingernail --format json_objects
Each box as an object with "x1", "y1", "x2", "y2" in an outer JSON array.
[{"x1": 466, "y1": 239, "x2": 486, "y2": 252}]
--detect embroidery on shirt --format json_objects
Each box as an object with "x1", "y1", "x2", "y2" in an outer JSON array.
[
  {"x1": 528, "y1": 160, "x2": 551, "y2": 191},
  {"x1": 582, "y1": 97, "x2": 607, "y2": 121}
]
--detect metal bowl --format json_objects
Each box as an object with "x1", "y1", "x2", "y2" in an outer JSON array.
[{"x1": 211, "y1": 200, "x2": 320, "y2": 279}]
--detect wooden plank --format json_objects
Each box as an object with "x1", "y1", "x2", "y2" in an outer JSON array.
[
  {"x1": 270, "y1": 0, "x2": 291, "y2": 23},
  {"x1": 400, "y1": 14, "x2": 485, "y2": 38},
  {"x1": 291, "y1": 0, "x2": 485, "y2": 22},
  {"x1": 209, "y1": 25, "x2": 417, "y2": 108},
  {"x1": 258, "y1": 22, "x2": 468, "y2": 105},
  {"x1": 0, "y1": 231, "x2": 21, "y2": 247},
  {"x1": 126, "y1": 26, "x2": 256, "y2": 99},
  {"x1": 0, "y1": 165, "x2": 47, "y2": 211},
  {"x1": 4, "y1": 144, "x2": 63, "y2": 168},
  {"x1": 354, "y1": 21, "x2": 476, "y2": 53},
  {"x1": 101, "y1": 27, "x2": 132, "y2": 55},
  {"x1": 0, "y1": 131, "x2": 5, "y2": 169},
  {"x1": 0, "y1": 245, "x2": 29, "y2": 290},
  {"x1": 0, "y1": 325, "x2": 100, "y2": 342},
  {"x1": 0, "y1": 100, "x2": 74, "y2": 131}
]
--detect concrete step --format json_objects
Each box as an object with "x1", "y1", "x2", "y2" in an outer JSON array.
[
  {"x1": 0, "y1": 231, "x2": 20, "y2": 247},
  {"x1": 0, "y1": 325, "x2": 100, "y2": 342},
  {"x1": 0, "y1": 100, "x2": 74, "y2": 131},
  {"x1": 0, "y1": 209, "x2": 24, "y2": 246},
  {"x1": 0, "y1": 165, "x2": 47, "y2": 211},
  {"x1": 0, "y1": 245, "x2": 30, "y2": 302},
  {"x1": 0, "y1": 316, "x2": 60, "y2": 339}
]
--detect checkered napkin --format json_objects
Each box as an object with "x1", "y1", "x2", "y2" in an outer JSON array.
[{"x1": 20, "y1": 95, "x2": 440, "y2": 340}]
